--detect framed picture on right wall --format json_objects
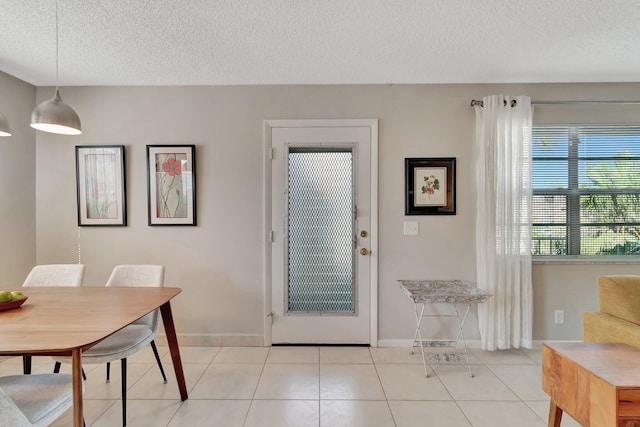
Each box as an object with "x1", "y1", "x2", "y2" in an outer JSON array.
[
  {"x1": 146, "y1": 144, "x2": 197, "y2": 226},
  {"x1": 405, "y1": 157, "x2": 456, "y2": 215}
]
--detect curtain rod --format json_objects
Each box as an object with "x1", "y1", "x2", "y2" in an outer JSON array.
[{"x1": 470, "y1": 99, "x2": 640, "y2": 107}]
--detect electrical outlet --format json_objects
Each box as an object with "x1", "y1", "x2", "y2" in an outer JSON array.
[{"x1": 554, "y1": 310, "x2": 564, "y2": 324}]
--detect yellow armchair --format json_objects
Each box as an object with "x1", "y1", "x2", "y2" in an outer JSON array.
[{"x1": 582, "y1": 275, "x2": 640, "y2": 349}]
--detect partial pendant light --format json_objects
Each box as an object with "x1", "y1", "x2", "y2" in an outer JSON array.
[
  {"x1": 0, "y1": 112, "x2": 11, "y2": 137},
  {"x1": 30, "y1": 0, "x2": 81, "y2": 135}
]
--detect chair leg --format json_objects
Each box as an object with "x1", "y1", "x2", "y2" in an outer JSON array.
[
  {"x1": 106, "y1": 361, "x2": 111, "y2": 383},
  {"x1": 55, "y1": 362, "x2": 87, "y2": 380},
  {"x1": 121, "y1": 357, "x2": 127, "y2": 427},
  {"x1": 150, "y1": 340, "x2": 168, "y2": 383},
  {"x1": 22, "y1": 356, "x2": 31, "y2": 375}
]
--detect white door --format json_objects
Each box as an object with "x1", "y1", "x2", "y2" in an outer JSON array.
[{"x1": 266, "y1": 120, "x2": 377, "y2": 344}]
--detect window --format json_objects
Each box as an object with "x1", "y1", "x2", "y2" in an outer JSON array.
[{"x1": 532, "y1": 125, "x2": 640, "y2": 256}]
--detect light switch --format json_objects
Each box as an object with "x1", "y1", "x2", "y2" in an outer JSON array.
[{"x1": 403, "y1": 221, "x2": 419, "y2": 236}]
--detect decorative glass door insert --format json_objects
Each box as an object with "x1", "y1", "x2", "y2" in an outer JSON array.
[{"x1": 286, "y1": 147, "x2": 355, "y2": 313}]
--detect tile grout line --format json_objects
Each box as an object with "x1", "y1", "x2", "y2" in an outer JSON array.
[
  {"x1": 369, "y1": 347, "x2": 399, "y2": 427},
  {"x1": 162, "y1": 349, "x2": 222, "y2": 427},
  {"x1": 242, "y1": 347, "x2": 271, "y2": 427},
  {"x1": 317, "y1": 348, "x2": 321, "y2": 427},
  {"x1": 480, "y1": 348, "x2": 548, "y2": 425}
]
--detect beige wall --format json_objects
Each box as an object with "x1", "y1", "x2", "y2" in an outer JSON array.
[
  {"x1": 0, "y1": 71, "x2": 36, "y2": 285},
  {"x1": 8, "y1": 81, "x2": 640, "y2": 345}
]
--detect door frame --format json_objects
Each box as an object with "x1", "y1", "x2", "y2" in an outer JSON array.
[{"x1": 263, "y1": 119, "x2": 378, "y2": 347}]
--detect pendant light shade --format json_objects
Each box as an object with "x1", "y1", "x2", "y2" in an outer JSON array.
[
  {"x1": 0, "y1": 112, "x2": 11, "y2": 137},
  {"x1": 31, "y1": 89, "x2": 81, "y2": 135},
  {"x1": 30, "y1": 0, "x2": 81, "y2": 136}
]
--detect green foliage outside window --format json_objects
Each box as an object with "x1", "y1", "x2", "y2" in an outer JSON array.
[{"x1": 532, "y1": 125, "x2": 640, "y2": 256}]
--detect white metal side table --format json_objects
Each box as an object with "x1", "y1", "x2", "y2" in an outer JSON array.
[{"x1": 398, "y1": 280, "x2": 492, "y2": 378}]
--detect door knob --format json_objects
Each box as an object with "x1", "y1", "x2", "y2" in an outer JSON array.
[{"x1": 360, "y1": 248, "x2": 370, "y2": 256}]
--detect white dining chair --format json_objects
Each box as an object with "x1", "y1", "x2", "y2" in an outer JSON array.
[
  {"x1": 54, "y1": 264, "x2": 166, "y2": 427},
  {"x1": 0, "y1": 373, "x2": 76, "y2": 427},
  {"x1": 22, "y1": 264, "x2": 85, "y2": 375},
  {"x1": 22, "y1": 264, "x2": 85, "y2": 288}
]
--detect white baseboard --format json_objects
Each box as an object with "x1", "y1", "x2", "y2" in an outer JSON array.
[
  {"x1": 532, "y1": 339, "x2": 582, "y2": 348},
  {"x1": 155, "y1": 334, "x2": 265, "y2": 347},
  {"x1": 376, "y1": 339, "x2": 483, "y2": 349},
  {"x1": 155, "y1": 335, "x2": 583, "y2": 349},
  {"x1": 377, "y1": 339, "x2": 583, "y2": 350}
]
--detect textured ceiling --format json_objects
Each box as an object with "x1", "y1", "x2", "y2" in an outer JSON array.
[{"x1": 1, "y1": 0, "x2": 639, "y2": 86}]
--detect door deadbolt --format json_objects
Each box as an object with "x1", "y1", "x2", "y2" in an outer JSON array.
[{"x1": 360, "y1": 230, "x2": 368, "y2": 238}]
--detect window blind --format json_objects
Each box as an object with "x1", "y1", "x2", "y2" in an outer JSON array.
[{"x1": 532, "y1": 125, "x2": 640, "y2": 256}]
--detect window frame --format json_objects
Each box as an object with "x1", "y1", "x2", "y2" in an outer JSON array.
[{"x1": 532, "y1": 124, "x2": 640, "y2": 260}]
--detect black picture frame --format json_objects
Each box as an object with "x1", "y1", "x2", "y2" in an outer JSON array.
[
  {"x1": 405, "y1": 157, "x2": 456, "y2": 215},
  {"x1": 146, "y1": 144, "x2": 197, "y2": 226},
  {"x1": 75, "y1": 145, "x2": 127, "y2": 226}
]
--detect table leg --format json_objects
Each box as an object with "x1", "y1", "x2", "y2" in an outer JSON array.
[
  {"x1": 413, "y1": 303, "x2": 429, "y2": 377},
  {"x1": 410, "y1": 303, "x2": 423, "y2": 355},
  {"x1": 22, "y1": 355, "x2": 32, "y2": 374},
  {"x1": 548, "y1": 400, "x2": 562, "y2": 427},
  {"x1": 71, "y1": 349, "x2": 83, "y2": 427},
  {"x1": 160, "y1": 300, "x2": 188, "y2": 400},
  {"x1": 454, "y1": 304, "x2": 473, "y2": 377}
]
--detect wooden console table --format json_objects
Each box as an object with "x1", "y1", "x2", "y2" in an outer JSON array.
[{"x1": 542, "y1": 342, "x2": 640, "y2": 427}]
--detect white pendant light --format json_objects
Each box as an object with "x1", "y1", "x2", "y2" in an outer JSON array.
[
  {"x1": 30, "y1": 0, "x2": 81, "y2": 135},
  {"x1": 31, "y1": 88, "x2": 81, "y2": 135},
  {"x1": 0, "y1": 112, "x2": 11, "y2": 137}
]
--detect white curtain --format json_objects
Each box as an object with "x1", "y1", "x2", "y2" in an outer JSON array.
[{"x1": 474, "y1": 94, "x2": 533, "y2": 350}]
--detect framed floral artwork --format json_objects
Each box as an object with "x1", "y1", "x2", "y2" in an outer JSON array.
[
  {"x1": 405, "y1": 157, "x2": 456, "y2": 215},
  {"x1": 146, "y1": 145, "x2": 196, "y2": 226},
  {"x1": 76, "y1": 145, "x2": 127, "y2": 226}
]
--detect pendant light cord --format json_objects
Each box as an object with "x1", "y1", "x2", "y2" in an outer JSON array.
[
  {"x1": 55, "y1": 0, "x2": 59, "y2": 90},
  {"x1": 78, "y1": 226, "x2": 82, "y2": 264},
  {"x1": 30, "y1": 0, "x2": 82, "y2": 135}
]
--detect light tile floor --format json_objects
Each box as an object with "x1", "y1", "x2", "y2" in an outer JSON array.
[{"x1": 0, "y1": 346, "x2": 582, "y2": 426}]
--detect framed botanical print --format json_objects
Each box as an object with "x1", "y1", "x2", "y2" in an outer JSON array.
[
  {"x1": 147, "y1": 145, "x2": 196, "y2": 226},
  {"x1": 405, "y1": 157, "x2": 456, "y2": 215}
]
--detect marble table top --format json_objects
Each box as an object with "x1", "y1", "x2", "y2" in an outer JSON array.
[{"x1": 398, "y1": 280, "x2": 492, "y2": 304}]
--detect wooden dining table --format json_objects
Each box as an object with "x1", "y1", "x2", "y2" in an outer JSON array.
[{"x1": 0, "y1": 286, "x2": 188, "y2": 427}]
